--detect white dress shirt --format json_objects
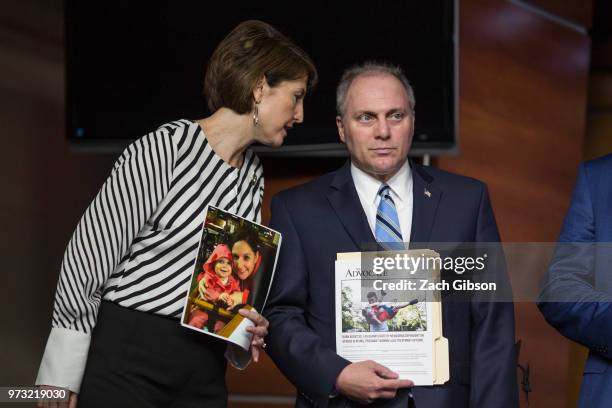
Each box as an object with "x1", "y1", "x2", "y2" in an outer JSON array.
[{"x1": 351, "y1": 160, "x2": 413, "y2": 245}]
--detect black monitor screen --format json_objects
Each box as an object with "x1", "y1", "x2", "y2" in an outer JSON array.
[{"x1": 66, "y1": 1, "x2": 457, "y2": 156}]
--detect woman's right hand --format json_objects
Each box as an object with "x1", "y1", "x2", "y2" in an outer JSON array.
[
  {"x1": 36, "y1": 386, "x2": 77, "y2": 408},
  {"x1": 197, "y1": 278, "x2": 208, "y2": 299}
]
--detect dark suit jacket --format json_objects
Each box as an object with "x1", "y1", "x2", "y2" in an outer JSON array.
[
  {"x1": 265, "y1": 161, "x2": 518, "y2": 407},
  {"x1": 538, "y1": 154, "x2": 612, "y2": 408}
]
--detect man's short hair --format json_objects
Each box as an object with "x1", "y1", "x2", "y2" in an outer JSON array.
[
  {"x1": 204, "y1": 20, "x2": 318, "y2": 114},
  {"x1": 335, "y1": 61, "x2": 415, "y2": 117},
  {"x1": 366, "y1": 291, "x2": 378, "y2": 299}
]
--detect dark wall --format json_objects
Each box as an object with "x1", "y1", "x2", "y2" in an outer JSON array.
[
  {"x1": 438, "y1": 1, "x2": 591, "y2": 407},
  {"x1": 0, "y1": 0, "x2": 117, "y2": 393}
]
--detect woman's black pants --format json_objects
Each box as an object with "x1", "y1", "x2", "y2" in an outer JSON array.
[{"x1": 78, "y1": 301, "x2": 228, "y2": 408}]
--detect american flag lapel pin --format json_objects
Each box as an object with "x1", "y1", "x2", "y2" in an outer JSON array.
[{"x1": 424, "y1": 188, "x2": 431, "y2": 198}]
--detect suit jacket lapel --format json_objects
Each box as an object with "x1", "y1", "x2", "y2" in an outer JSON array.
[
  {"x1": 410, "y1": 160, "x2": 442, "y2": 244},
  {"x1": 327, "y1": 161, "x2": 376, "y2": 250}
]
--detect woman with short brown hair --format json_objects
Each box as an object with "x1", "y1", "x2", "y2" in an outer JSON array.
[{"x1": 36, "y1": 20, "x2": 316, "y2": 408}]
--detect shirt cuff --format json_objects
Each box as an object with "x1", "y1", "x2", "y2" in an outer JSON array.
[
  {"x1": 224, "y1": 343, "x2": 252, "y2": 370},
  {"x1": 35, "y1": 327, "x2": 91, "y2": 393}
]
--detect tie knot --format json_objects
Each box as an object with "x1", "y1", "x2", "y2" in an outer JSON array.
[{"x1": 378, "y1": 184, "x2": 391, "y2": 198}]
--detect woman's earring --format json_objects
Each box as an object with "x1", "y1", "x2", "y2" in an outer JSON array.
[{"x1": 253, "y1": 102, "x2": 260, "y2": 126}]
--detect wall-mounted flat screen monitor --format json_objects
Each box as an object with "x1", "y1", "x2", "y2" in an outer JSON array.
[{"x1": 66, "y1": 1, "x2": 457, "y2": 156}]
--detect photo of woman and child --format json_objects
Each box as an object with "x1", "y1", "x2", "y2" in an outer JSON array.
[{"x1": 182, "y1": 206, "x2": 279, "y2": 339}]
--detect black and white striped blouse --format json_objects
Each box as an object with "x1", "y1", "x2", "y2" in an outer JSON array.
[{"x1": 36, "y1": 119, "x2": 264, "y2": 392}]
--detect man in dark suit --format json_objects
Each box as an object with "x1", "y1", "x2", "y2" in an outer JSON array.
[
  {"x1": 538, "y1": 154, "x2": 612, "y2": 408},
  {"x1": 265, "y1": 62, "x2": 518, "y2": 407}
]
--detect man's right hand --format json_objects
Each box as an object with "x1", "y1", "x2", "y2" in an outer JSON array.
[{"x1": 335, "y1": 360, "x2": 413, "y2": 404}]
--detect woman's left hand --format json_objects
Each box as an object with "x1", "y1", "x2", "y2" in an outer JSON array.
[{"x1": 238, "y1": 308, "x2": 269, "y2": 362}]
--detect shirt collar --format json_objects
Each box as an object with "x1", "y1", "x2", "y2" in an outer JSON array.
[{"x1": 350, "y1": 159, "x2": 412, "y2": 205}]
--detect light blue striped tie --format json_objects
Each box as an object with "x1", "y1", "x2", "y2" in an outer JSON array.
[{"x1": 375, "y1": 184, "x2": 404, "y2": 250}]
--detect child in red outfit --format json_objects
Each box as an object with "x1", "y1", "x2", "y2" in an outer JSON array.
[
  {"x1": 363, "y1": 291, "x2": 414, "y2": 331},
  {"x1": 188, "y1": 244, "x2": 240, "y2": 332}
]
